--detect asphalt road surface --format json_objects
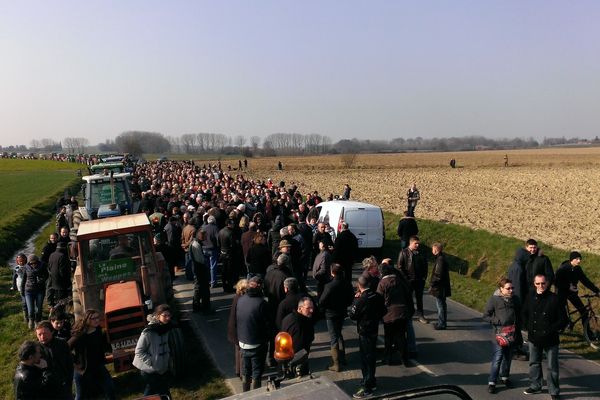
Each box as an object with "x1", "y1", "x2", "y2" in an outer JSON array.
[{"x1": 174, "y1": 266, "x2": 600, "y2": 400}]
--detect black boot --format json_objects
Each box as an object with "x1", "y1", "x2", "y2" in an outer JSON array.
[
  {"x1": 242, "y1": 376, "x2": 251, "y2": 392},
  {"x1": 251, "y1": 378, "x2": 261, "y2": 390}
]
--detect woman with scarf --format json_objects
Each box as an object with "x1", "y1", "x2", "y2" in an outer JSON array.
[
  {"x1": 482, "y1": 277, "x2": 521, "y2": 394},
  {"x1": 133, "y1": 304, "x2": 174, "y2": 397}
]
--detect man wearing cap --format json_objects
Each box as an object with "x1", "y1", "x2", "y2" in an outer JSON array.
[
  {"x1": 555, "y1": 251, "x2": 600, "y2": 329},
  {"x1": 47, "y1": 241, "x2": 71, "y2": 308}
]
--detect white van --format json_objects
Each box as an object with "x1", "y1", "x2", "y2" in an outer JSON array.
[{"x1": 312, "y1": 200, "x2": 385, "y2": 252}]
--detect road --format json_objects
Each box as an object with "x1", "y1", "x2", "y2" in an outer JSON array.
[{"x1": 173, "y1": 265, "x2": 600, "y2": 400}]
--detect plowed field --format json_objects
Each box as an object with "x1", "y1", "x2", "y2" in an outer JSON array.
[{"x1": 240, "y1": 147, "x2": 600, "y2": 253}]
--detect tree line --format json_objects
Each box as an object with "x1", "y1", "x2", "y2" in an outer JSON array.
[{"x1": 3, "y1": 132, "x2": 600, "y2": 156}]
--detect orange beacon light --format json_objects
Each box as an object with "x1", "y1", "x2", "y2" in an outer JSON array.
[{"x1": 274, "y1": 332, "x2": 294, "y2": 362}]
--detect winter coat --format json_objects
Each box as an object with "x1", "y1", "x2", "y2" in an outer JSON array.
[
  {"x1": 14, "y1": 363, "x2": 48, "y2": 400},
  {"x1": 555, "y1": 260, "x2": 600, "y2": 301},
  {"x1": 312, "y1": 249, "x2": 332, "y2": 284},
  {"x1": 20, "y1": 263, "x2": 49, "y2": 294},
  {"x1": 522, "y1": 289, "x2": 568, "y2": 348},
  {"x1": 333, "y1": 230, "x2": 359, "y2": 268},
  {"x1": 483, "y1": 289, "x2": 521, "y2": 336},
  {"x1": 47, "y1": 249, "x2": 71, "y2": 290},
  {"x1": 396, "y1": 217, "x2": 418, "y2": 243},
  {"x1": 507, "y1": 248, "x2": 529, "y2": 302},
  {"x1": 377, "y1": 270, "x2": 414, "y2": 322},
  {"x1": 319, "y1": 276, "x2": 354, "y2": 319},
  {"x1": 246, "y1": 243, "x2": 272, "y2": 276},
  {"x1": 236, "y1": 288, "x2": 272, "y2": 346},
  {"x1": 264, "y1": 265, "x2": 293, "y2": 308},
  {"x1": 349, "y1": 288, "x2": 387, "y2": 336},
  {"x1": 525, "y1": 253, "x2": 554, "y2": 289},
  {"x1": 429, "y1": 252, "x2": 451, "y2": 298},
  {"x1": 133, "y1": 318, "x2": 172, "y2": 375},
  {"x1": 281, "y1": 310, "x2": 315, "y2": 354},
  {"x1": 397, "y1": 247, "x2": 427, "y2": 282}
]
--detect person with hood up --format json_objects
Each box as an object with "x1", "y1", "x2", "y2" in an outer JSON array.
[
  {"x1": 133, "y1": 304, "x2": 173, "y2": 397},
  {"x1": 482, "y1": 278, "x2": 521, "y2": 394}
]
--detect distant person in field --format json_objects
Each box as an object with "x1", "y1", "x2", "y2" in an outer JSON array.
[
  {"x1": 278, "y1": 161, "x2": 283, "y2": 170},
  {"x1": 397, "y1": 210, "x2": 419, "y2": 249},
  {"x1": 406, "y1": 183, "x2": 420, "y2": 217},
  {"x1": 504, "y1": 154, "x2": 509, "y2": 167},
  {"x1": 342, "y1": 184, "x2": 352, "y2": 200}
]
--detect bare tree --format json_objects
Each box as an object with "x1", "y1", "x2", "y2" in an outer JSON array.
[
  {"x1": 234, "y1": 135, "x2": 246, "y2": 152},
  {"x1": 250, "y1": 136, "x2": 261, "y2": 150}
]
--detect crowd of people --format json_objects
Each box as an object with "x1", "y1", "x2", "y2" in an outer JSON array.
[{"x1": 10, "y1": 159, "x2": 600, "y2": 400}]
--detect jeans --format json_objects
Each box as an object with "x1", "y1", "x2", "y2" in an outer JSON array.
[
  {"x1": 74, "y1": 366, "x2": 115, "y2": 400},
  {"x1": 407, "y1": 319, "x2": 417, "y2": 353},
  {"x1": 204, "y1": 248, "x2": 219, "y2": 286},
  {"x1": 528, "y1": 342, "x2": 560, "y2": 395},
  {"x1": 435, "y1": 296, "x2": 447, "y2": 327},
  {"x1": 358, "y1": 334, "x2": 377, "y2": 390},
  {"x1": 326, "y1": 317, "x2": 345, "y2": 347},
  {"x1": 240, "y1": 345, "x2": 266, "y2": 384},
  {"x1": 184, "y1": 252, "x2": 195, "y2": 281},
  {"x1": 411, "y1": 280, "x2": 425, "y2": 315},
  {"x1": 489, "y1": 340, "x2": 513, "y2": 384},
  {"x1": 24, "y1": 291, "x2": 44, "y2": 320},
  {"x1": 141, "y1": 371, "x2": 171, "y2": 396}
]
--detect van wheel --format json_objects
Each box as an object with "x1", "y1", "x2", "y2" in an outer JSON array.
[{"x1": 169, "y1": 327, "x2": 186, "y2": 377}]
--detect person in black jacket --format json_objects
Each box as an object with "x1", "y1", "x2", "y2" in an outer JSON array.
[
  {"x1": 236, "y1": 277, "x2": 272, "y2": 391},
  {"x1": 281, "y1": 297, "x2": 316, "y2": 375},
  {"x1": 524, "y1": 239, "x2": 554, "y2": 289},
  {"x1": 555, "y1": 251, "x2": 600, "y2": 329},
  {"x1": 377, "y1": 263, "x2": 413, "y2": 366},
  {"x1": 36, "y1": 321, "x2": 73, "y2": 399},
  {"x1": 319, "y1": 264, "x2": 354, "y2": 371},
  {"x1": 397, "y1": 236, "x2": 428, "y2": 323},
  {"x1": 46, "y1": 242, "x2": 71, "y2": 309},
  {"x1": 429, "y1": 243, "x2": 451, "y2": 330},
  {"x1": 334, "y1": 222, "x2": 359, "y2": 283},
  {"x1": 396, "y1": 211, "x2": 418, "y2": 249},
  {"x1": 349, "y1": 275, "x2": 387, "y2": 399},
  {"x1": 14, "y1": 340, "x2": 47, "y2": 400},
  {"x1": 521, "y1": 274, "x2": 568, "y2": 399}
]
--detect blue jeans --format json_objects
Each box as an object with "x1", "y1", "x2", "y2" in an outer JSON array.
[
  {"x1": 326, "y1": 317, "x2": 345, "y2": 347},
  {"x1": 528, "y1": 342, "x2": 560, "y2": 395},
  {"x1": 24, "y1": 291, "x2": 44, "y2": 320},
  {"x1": 184, "y1": 252, "x2": 195, "y2": 281},
  {"x1": 204, "y1": 248, "x2": 219, "y2": 286},
  {"x1": 435, "y1": 296, "x2": 447, "y2": 328},
  {"x1": 489, "y1": 340, "x2": 513, "y2": 384},
  {"x1": 358, "y1": 334, "x2": 377, "y2": 390},
  {"x1": 240, "y1": 345, "x2": 266, "y2": 383}
]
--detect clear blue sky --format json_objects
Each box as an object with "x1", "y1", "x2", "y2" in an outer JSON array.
[{"x1": 1, "y1": 1, "x2": 599, "y2": 146}]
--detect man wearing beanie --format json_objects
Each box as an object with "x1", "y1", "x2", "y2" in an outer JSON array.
[{"x1": 555, "y1": 251, "x2": 600, "y2": 329}]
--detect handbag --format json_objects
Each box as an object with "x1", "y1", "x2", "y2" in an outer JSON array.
[{"x1": 495, "y1": 324, "x2": 516, "y2": 347}]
